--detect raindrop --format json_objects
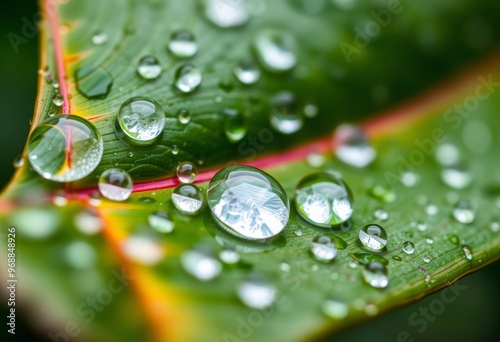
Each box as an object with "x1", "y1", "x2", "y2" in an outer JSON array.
[
  {"x1": 425, "y1": 203, "x2": 438, "y2": 216},
  {"x1": 204, "y1": 0, "x2": 250, "y2": 28},
  {"x1": 172, "y1": 184, "x2": 204, "y2": 214},
  {"x1": 65, "y1": 241, "x2": 97, "y2": 269},
  {"x1": 128, "y1": 152, "x2": 134, "y2": 158},
  {"x1": 462, "y1": 245, "x2": 472, "y2": 260},
  {"x1": 422, "y1": 255, "x2": 431, "y2": 263},
  {"x1": 448, "y1": 234, "x2": 460, "y2": 245},
  {"x1": 98, "y1": 168, "x2": 133, "y2": 201},
  {"x1": 91, "y1": 31, "x2": 108, "y2": 45},
  {"x1": 294, "y1": 229, "x2": 303, "y2": 236},
  {"x1": 359, "y1": 224, "x2": 387, "y2": 250},
  {"x1": 435, "y1": 143, "x2": 460, "y2": 166},
  {"x1": 237, "y1": 276, "x2": 276, "y2": 309},
  {"x1": 333, "y1": 124, "x2": 376, "y2": 168},
  {"x1": 74, "y1": 209, "x2": 102, "y2": 235},
  {"x1": 13, "y1": 154, "x2": 24, "y2": 168},
  {"x1": 425, "y1": 237, "x2": 434, "y2": 244},
  {"x1": 27, "y1": 115, "x2": 103, "y2": 182},
  {"x1": 137, "y1": 55, "x2": 162, "y2": 80},
  {"x1": 52, "y1": 93, "x2": 64, "y2": 106},
  {"x1": 303, "y1": 103, "x2": 318, "y2": 118},
  {"x1": 368, "y1": 184, "x2": 396, "y2": 203},
  {"x1": 374, "y1": 209, "x2": 388, "y2": 221},
  {"x1": 174, "y1": 64, "x2": 202, "y2": 93},
  {"x1": 491, "y1": 221, "x2": 499, "y2": 232},
  {"x1": 306, "y1": 150, "x2": 325, "y2": 167},
  {"x1": 223, "y1": 108, "x2": 247, "y2": 142},
  {"x1": 441, "y1": 164, "x2": 471, "y2": 189},
  {"x1": 254, "y1": 29, "x2": 296, "y2": 72},
  {"x1": 176, "y1": 161, "x2": 197, "y2": 184},
  {"x1": 168, "y1": 29, "x2": 197, "y2": 58},
  {"x1": 207, "y1": 165, "x2": 289, "y2": 240},
  {"x1": 177, "y1": 109, "x2": 191, "y2": 124},
  {"x1": 53, "y1": 192, "x2": 68, "y2": 207},
  {"x1": 392, "y1": 255, "x2": 402, "y2": 261},
  {"x1": 148, "y1": 210, "x2": 174, "y2": 233},
  {"x1": 181, "y1": 245, "x2": 222, "y2": 281},
  {"x1": 219, "y1": 248, "x2": 240, "y2": 264},
  {"x1": 310, "y1": 235, "x2": 337, "y2": 262},
  {"x1": 116, "y1": 96, "x2": 165, "y2": 145},
  {"x1": 171, "y1": 145, "x2": 179, "y2": 155},
  {"x1": 270, "y1": 92, "x2": 303, "y2": 134},
  {"x1": 322, "y1": 297, "x2": 348, "y2": 319},
  {"x1": 295, "y1": 172, "x2": 353, "y2": 227},
  {"x1": 234, "y1": 59, "x2": 260, "y2": 85},
  {"x1": 403, "y1": 241, "x2": 415, "y2": 255},
  {"x1": 122, "y1": 235, "x2": 163, "y2": 265},
  {"x1": 401, "y1": 171, "x2": 419, "y2": 187},
  {"x1": 361, "y1": 261, "x2": 389, "y2": 289},
  {"x1": 424, "y1": 274, "x2": 432, "y2": 284},
  {"x1": 416, "y1": 221, "x2": 427, "y2": 232},
  {"x1": 452, "y1": 200, "x2": 475, "y2": 224}
]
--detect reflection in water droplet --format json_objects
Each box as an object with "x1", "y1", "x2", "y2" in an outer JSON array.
[
  {"x1": 237, "y1": 276, "x2": 276, "y2": 309},
  {"x1": 333, "y1": 124, "x2": 376, "y2": 168},
  {"x1": 27, "y1": 115, "x2": 103, "y2": 182},
  {"x1": 98, "y1": 168, "x2": 133, "y2": 201},
  {"x1": 168, "y1": 30, "x2": 197, "y2": 58},
  {"x1": 177, "y1": 109, "x2": 191, "y2": 124},
  {"x1": 204, "y1": 0, "x2": 250, "y2": 28},
  {"x1": 462, "y1": 245, "x2": 472, "y2": 260},
  {"x1": 92, "y1": 31, "x2": 108, "y2": 45},
  {"x1": 310, "y1": 235, "x2": 337, "y2": 262},
  {"x1": 181, "y1": 245, "x2": 222, "y2": 281},
  {"x1": 254, "y1": 29, "x2": 296, "y2": 72},
  {"x1": 137, "y1": 55, "x2": 162, "y2": 80},
  {"x1": 441, "y1": 164, "x2": 471, "y2": 189},
  {"x1": 52, "y1": 93, "x2": 64, "y2": 106},
  {"x1": 270, "y1": 92, "x2": 303, "y2": 134},
  {"x1": 295, "y1": 172, "x2": 354, "y2": 227},
  {"x1": 148, "y1": 210, "x2": 174, "y2": 233},
  {"x1": 223, "y1": 108, "x2": 247, "y2": 142},
  {"x1": 322, "y1": 297, "x2": 348, "y2": 319},
  {"x1": 361, "y1": 261, "x2": 389, "y2": 288},
  {"x1": 234, "y1": 59, "x2": 260, "y2": 85},
  {"x1": 122, "y1": 235, "x2": 163, "y2": 265},
  {"x1": 176, "y1": 161, "x2": 197, "y2": 184},
  {"x1": 74, "y1": 209, "x2": 102, "y2": 235},
  {"x1": 359, "y1": 224, "x2": 387, "y2": 250},
  {"x1": 172, "y1": 184, "x2": 204, "y2": 214},
  {"x1": 452, "y1": 200, "x2": 475, "y2": 224},
  {"x1": 174, "y1": 64, "x2": 202, "y2": 93},
  {"x1": 207, "y1": 165, "x2": 289, "y2": 240}
]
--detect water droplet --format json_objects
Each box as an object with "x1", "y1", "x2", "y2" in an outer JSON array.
[
  {"x1": 425, "y1": 203, "x2": 439, "y2": 216},
  {"x1": 171, "y1": 145, "x2": 179, "y2": 155},
  {"x1": 207, "y1": 165, "x2": 289, "y2": 240},
  {"x1": 27, "y1": 115, "x2": 103, "y2": 182},
  {"x1": 294, "y1": 229, "x2": 303, "y2": 236},
  {"x1": 400, "y1": 171, "x2": 419, "y2": 187},
  {"x1": 148, "y1": 210, "x2": 174, "y2": 233},
  {"x1": 279, "y1": 262, "x2": 291, "y2": 272},
  {"x1": 425, "y1": 237, "x2": 434, "y2": 244},
  {"x1": 74, "y1": 209, "x2": 102, "y2": 235},
  {"x1": 219, "y1": 248, "x2": 240, "y2": 264},
  {"x1": 223, "y1": 108, "x2": 247, "y2": 142},
  {"x1": 168, "y1": 29, "x2": 197, "y2": 58},
  {"x1": 452, "y1": 200, "x2": 475, "y2": 224},
  {"x1": 368, "y1": 184, "x2": 396, "y2": 203},
  {"x1": 424, "y1": 274, "x2": 432, "y2": 284},
  {"x1": 361, "y1": 261, "x2": 389, "y2": 288},
  {"x1": 333, "y1": 124, "x2": 376, "y2": 168},
  {"x1": 137, "y1": 55, "x2": 162, "y2": 80},
  {"x1": 303, "y1": 103, "x2": 318, "y2": 118},
  {"x1": 374, "y1": 209, "x2": 388, "y2": 221},
  {"x1": 462, "y1": 245, "x2": 472, "y2": 260},
  {"x1": 176, "y1": 161, "x2": 197, "y2": 184},
  {"x1": 204, "y1": 0, "x2": 250, "y2": 28},
  {"x1": 491, "y1": 221, "x2": 499, "y2": 232},
  {"x1": 254, "y1": 29, "x2": 296, "y2": 72},
  {"x1": 441, "y1": 164, "x2": 471, "y2": 189},
  {"x1": 91, "y1": 31, "x2": 108, "y2": 45},
  {"x1": 237, "y1": 276, "x2": 276, "y2": 309},
  {"x1": 98, "y1": 168, "x2": 133, "y2": 201},
  {"x1": 402, "y1": 241, "x2": 415, "y2": 254},
  {"x1": 416, "y1": 221, "x2": 427, "y2": 232},
  {"x1": 174, "y1": 64, "x2": 202, "y2": 93},
  {"x1": 306, "y1": 150, "x2": 325, "y2": 167},
  {"x1": 122, "y1": 235, "x2": 163, "y2": 265},
  {"x1": 88, "y1": 192, "x2": 101, "y2": 206},
  {"x1": 422, "y1": 255, "x2": 431, "y2": 263},
  {"x1": 359, "y1": 224, "x2": 387, "y2": 250},
  {"x1": 310, "y1": 235, "x2": 337, "y2": 262},
  {"x1": 52, "y1": 93, "x2": 64, "y2": 106},
  {"x1": 295, "y1": 172, "x2": 353, "y2": 227},
  {"x1": 392, "y1": 255, "x2": 402, "y2": 261},
  {"x1": 127, "y1": 151, "x2": 134, "y2": 158},
  {"x1": 322, "y1": 297, "x2": 348, "y2": 319},
  {"x1": 116, "y1": 96, "x2": 165, "y2": 145},
  {"x1": 65, "y1": 241, "x2": 97, "y2": 269},
  {"x1": 52, "y1": 81, "x2": 59, "y2": 89},
  {"x1": 448, "y1": 234, "x2": 460, "y2": 245},
  {"x1": 234, "y1": 59, "x2": 260, "y2": 85},
  {"x1": 13, "y1": 154, "x2": 24, "y2": 168},
  {"x1": 270, "y1": 92, "x2": 303, "y2": 134},
  {"x1": 172, "y1": 184, "x2": 204, "y2": 214},
  {"x1": 350, "y1": 252, "x2": 389, "y2": 265},
  {"x1": 75, "y1": 66, "x2": 113, "y2": 99},
  {"x1": 181, "y1": 245, "x2": 222, "y2": 281},
  {"x1": 53, "y1": 192, "x2": 68, "y2": 207},
  {"x1": 177, "y1": 109, "x2": 191, "y2": 124},
  {"x1": 435, "y1": 143, "x2": 460, "y2": 166}
]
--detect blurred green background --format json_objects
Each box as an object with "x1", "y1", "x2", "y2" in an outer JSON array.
[{"x1": 1, "y1": 1, "x2": 499, "y2": 341}]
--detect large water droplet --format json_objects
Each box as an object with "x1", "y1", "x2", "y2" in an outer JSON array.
[
  {"x1": 322, "y1": 297, "x2": 348, "y2": 319},
  {"x1": 172, "y1": 184, "x2": 204, "y2": 214},
  {"x1": 122, "y1": 235, "x2": 163, "y2": 265},
  {"x1": 361, "y1": 261, "x2": 389, "y2": 288},
  {"x1": 295, "y1": 172, "x2": 353, "y2": 227},
  {"x1": 223, "y1": 108, "x2": 247, "y2": 142},
  {"x1": 148, "y1": 210, "x2": 174, "y2": 233},
  {"x1": 237, "y1": 276, "x2": 276, "y2": 309},
  {"x1": 168, "y1": 30, "x2": 197, "y2": 58},
  {"x1": 204, "y1": 0, "x2": 250, "y2": 28},
  {"x1": 402, "y1": 241, "x2": 415, "y2": 254},
  {"x1": 452, "y1": 200, "x2": 475, "y2": 224},
  {"x1": 310, "y1": 235, "x2": 337, "y2": 262},
  {"x1": 234, "y1": 59, "x2": 260, "y2": 85},
  {"x1": 137, "y1": 55, "x2": 162, "y2": 80},
  {"x1": 270, "y1": 92, "x2": 303, "y2": 134},
  {"x1": 441, "y1": 163, "x2": 471, "y2": 189},
  {"x1": 75, "y1": 66, "x2": 113, "y2": 99},
  {"x1": 462, "y1": 245, "x2": 472, "y2": 260},
  {"x1": 359, "y1": 224, "x2": 387, "y2": 250},
  {"x1": 176, "y1": 161, "x2": 197, "y2": 184},
  {"x1": 180, "y1": 245, "x2": 222, "y2": 281},
  {"x1": 98, "y1": 168, "x2": 133, "y2": 201},
  {"x1": 254, "y1": 29, "x2": 296, "y2": 72},
  {"x1": 174, "y1": 64, "x2": 202, "y2": 93},
  {"x1": 333, "y1": 124, "x2": 376, "y2": 168},
  {"x1": 207, "y1": 165, "x2": 290, "y2": 240},
  {"x1": 91, "y1": 31, "x2": 108, "y2": 45},
  {"x1": 116, "y1": 96, "x2": 165, "y2": 145},
  {"x1": 27, "y1": 115, "x2": 103, "y2": 182}
]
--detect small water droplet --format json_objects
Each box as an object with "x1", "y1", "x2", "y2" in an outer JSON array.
[
  {"x1": 425, "y1": 237, "x2": 434, "y2": 244},
  {"x1": 400, "y1": 171, "x2": 419, "y2": 187},
  {"x1": 168, "y1": 29, "x2": 197, "y2": 58},
  {"x1": 359, "y1": 224, "x2": 387, "y2": 250},
  {"x1": 223, "y1": 108, "x2": 247, "y2": 142},
  {"x1": 310, "y1": 235, "x2": 337, "y2": 262},
  {"x1": 270, "y1": 92, "x2": 303, "y2": 134},
  {"x1": 172, "y1": 184, "x2": 204, "y2": 214},
  {"x1": 181, "y1": 245, "x2": 222, "y2": 281},
  {"x1": 204, "y1": 0, "x2": 250, "y2": 28},
  {"x1": 171, "y1": 145, "x2": 179, "y2": 155},
  {"x1": 92, "y1": 31, "x2": 108, "y2": 45},
  {"x1": 294, "y1": 229, "x2": 303, "y2": 236},
  {"x1": 448, "y1": 234, "x2": 460, "y2": 245},
  {"x1": 462, "y1": 245, "x2": 472, "y2": 260},
  {"x1": 303, "y1": 103, "x2": 318, "y2": 118},
  {"x1": 177, "y1": 109, "x2": 191, "y2": 124},
  {"x1": 452, "y1": 200, "x2": 475, "y2": 224},
  {"x1": 322, "y1": 297, "x2": 348, "y2": 319},
  {"x1": 422, "y1": 255, "x2": 431, "y2": 263},
  {"x1": 435, "y1": 143, "x2": 460, "y2": 166},
  {"x1": 425, "y1": 203, "x2": 439, "y2": 216},
  {"x1": 402, "y1": 241, "x2": 415, "y2": 254},
  {"x1": 416, "y1": 221, "x2": 427, "y2": 232},
  {"x1": 306, "y1": 150, "x2": 325, "y2": 167},
  {"x1": 424, "y1": 274, "x2": 432, "y2": 284},
  {"x1": 52, "y1": 81, "x2": 59, "y2": 89},
  {"x1": 254, "y1": 29, "x2": 296, "y2": 72},
  {"x1": 53, "y1": 192, "x2": 68, "y2": 207},
  {"x1": 279, "y1": 261, "x2": 291, "y2": 272},
  {"x1": 392, "y1": 255, "x2": 402, "y2": 261},
  {"x1": 237, "y1": 276, "x2": 276, "y2": 309},
  {"x1": 374, "y1": 209, "x2": 388, "y2": 221},
  {"x1": 369, "y1": 184, "x2": 396, "y2": 203},
  {"x1": 174, "y1": 64, "x2": 202, "y2": 93},
  {"x1": 52, "y1": 93, "x2": 64, "y2": 106},
  {"x1": 127, "y1": 151, "x2": 134, "y2": 158},
  {"x1": 234, "y1": 59, "x2": 260, "y2": 85},
  {"x1": 295, "y1": 172, "x2": 353, "y2": 227},
  {"x1": 361, "y1": 261, "x2": 389, "y2": 288},
  {"x1": 74, "y1": 209, "x2": 102, "y2": 235},
  {"x1": 137, "y1": 55, "x2": 162, "y2": 80},
  {"x1": 98, "y1": 168, "x2": 133, "y2": 201},
  {"x1": 207, "y1": 165, "x2": 290, "y2": 240},
  {"x1": 122, "y1": 235, "x2": 163, "y2": 265},
  {"x1": 491, "y1": 221, "x2": 500, "y2": 232},
  {"x1": 13, "y1": 154, "x2": 24, "y2": 168},
  {"x1": 446, "y1": 191, "x2": 460, "y2": 204},
  {"x1": 148, "y1": 210, "x2": 174, "y2": 233},
  {"x1": 441, "y1": 163, "x2": 472, "y2": 189},
  {"x1": 333, "y1": 124, "x2": 376, "y2": 168},
  {"x1": 176, "y1": 161, "x2": 197, "y2": 184}
]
